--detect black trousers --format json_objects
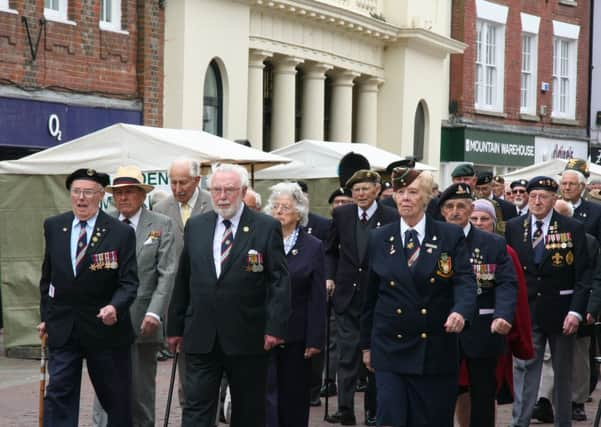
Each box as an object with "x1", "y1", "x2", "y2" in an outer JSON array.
[
  {"x1": 466, "y1": 355, "x2": 498, "y2": 427},
  {"x1": 44, "y1": 332, "x2": 132, "y2": 427},
  {"x1": 183, "y1": 339, "x2": 268, "y2": 427}
]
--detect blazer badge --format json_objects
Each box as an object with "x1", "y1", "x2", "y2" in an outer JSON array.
[{"x1": 436, "y1": 252, "x2": 453, "y2": 278}]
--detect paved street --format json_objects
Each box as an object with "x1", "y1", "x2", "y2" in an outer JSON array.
[{"x1": 0, "y1": 331, "x2": 599, "y2": 426}]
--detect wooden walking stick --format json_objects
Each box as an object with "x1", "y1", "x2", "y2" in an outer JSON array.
[
  {"x1": 39, "y1": 334, "x2": 47, "y2": 427},
  {"x1": 163, "y1": 351, "x2": 179, "y2": 427}
]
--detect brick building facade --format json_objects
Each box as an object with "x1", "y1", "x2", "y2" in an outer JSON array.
[
  {"x1": 442, "y1": 0, "x2": 591, "y2": 186},
  {"x1": 0, "y1": 0, "x2": 164, "y2": 159}
]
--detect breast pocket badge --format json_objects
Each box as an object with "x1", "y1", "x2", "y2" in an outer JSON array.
[{"x1": 436, "y1": 252, "x2": 453, "y2": 278}]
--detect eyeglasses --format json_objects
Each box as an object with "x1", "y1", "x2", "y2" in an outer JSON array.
[
  {"x1": 209, "y1": 187, "x2": 240, "y2": 196},
  {"x1": 70, "y1": 188, "x2": 101, "y2": 198},
  {"x1": 271, "y1": 203, "x2": 294, "y2": 213},
  {"x1": 512, "y1": 189, "x2": 526, "y2": 194}
]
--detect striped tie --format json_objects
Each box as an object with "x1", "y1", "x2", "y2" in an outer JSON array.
[
  {"x1": 532, "y1": 221, "x2": 545, "y2": 264},
  {"x1": 404, "y1": 229, "x2": 420, "y2": 269},
  {"x1": 221, "y1": 219, "x2": 233, "y2": 266},
  {"x1": 75, "y1": 220, "x2": 88, "y2": 270}
]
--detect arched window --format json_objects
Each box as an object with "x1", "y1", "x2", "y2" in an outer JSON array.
[
  {"x1": 413, "y1": 102, "x2": 426, "y2": 161},
  {"x1": 203, "y1": 60, "x2": 223, "y2": 136}
]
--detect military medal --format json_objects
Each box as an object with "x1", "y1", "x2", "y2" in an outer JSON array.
[{"x1": 566, "y1": 250, "x2": 574, "y2": 265}]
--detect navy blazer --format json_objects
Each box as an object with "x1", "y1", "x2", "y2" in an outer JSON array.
[
  {"x1": 494, "y1": 196, "x2": 518, "y2": 221},
  {"x1": 505, "y1": 211, "x2": 589, "y2": 335},
  {"x1": 285, "y1": 229, "x2": 326, "y2": 349},
  {"x1": 167, "y1": 206, "x2": 291, "y2": 355},
  {"x1": 304, "y1": 212, "x2": 330, "y2": 242},
  {"x1": 574, "y1": 199, "x2": 601, "y2": 243},
  {"x1": 360, "y1": 217, "x2": 477, "y2": 375},
  {"x1": 39, "y1": 210, "x2": 139, "y2": 350},
  {"x1": 325, "y1": 202, "x2": 398, "y2": 313},
  {"x1": 459, "y1": 226, "x2": 517, "y2": 358}
]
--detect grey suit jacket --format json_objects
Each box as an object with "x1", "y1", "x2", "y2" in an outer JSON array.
[
  {"x1": 152, "y1": 188, "x2": 212, "y2": 255},
  {"x1": 117, "y1": 208, "x2": 177, "y2": 343}
]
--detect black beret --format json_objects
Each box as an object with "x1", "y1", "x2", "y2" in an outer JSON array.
[
  {"x1": 438, "y1": 183, "x2": 473, "y2": 206},
  {"x1": 493, "y1": 175, "x2": 505, "y2": 184},
  {"x1": 385, "y1": 157, "x2": 416, "y2": 174},
  {"x1": 510, "y1": 179, "x2": 528, "y2": 189},
  {"x1": 563, "y1": 158, "x2": 590, "y2": 179},
  {"x1": 476, "y1": 171, "x2": 493, "y2": 185},
  {"x1": 328, "y1": 187, "x2": 352, "y2": 204},
  {"x1": 526, "y1": 176, "x2": 559, "y2": 193},
  {"x1": 345, "y1": 169, "x2": 381, "y2": 188},
  {"x1": 65, "y1": 168, "x2": 110, "y2": 190},
  {"x1": 451, "y1": 163, "x2": 475, "y2": 178}
]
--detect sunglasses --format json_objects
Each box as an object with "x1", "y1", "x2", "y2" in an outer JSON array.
[{"x1": 512, "y1": 189, "x2": 526, "y2": 194}]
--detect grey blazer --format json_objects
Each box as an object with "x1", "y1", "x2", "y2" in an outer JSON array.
[{"x1": 119, "y1": 208, "x2": 177, "y2": 343}]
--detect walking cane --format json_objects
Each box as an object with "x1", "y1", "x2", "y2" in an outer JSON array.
[
  {"x1": 163, "y1": 351, "x2": 179, "y2": 427},
  {"x1": 324, "y1": 295, "x2": 332, "y2": 421},
  {"x1": 39, "y1": 334, "x2": 47, "y2": 427}
]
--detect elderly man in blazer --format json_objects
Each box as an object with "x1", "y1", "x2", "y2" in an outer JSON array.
[
  {"x1": 325, "y1": 170, "x2": 398, "y2": 426},
  {"x1": 167, "y1": 163, "x2": 290, "y2": 427},
  {"x1": 92, "y1": 166, "x2": 177, "y2": 427},
  {"x1": 506, "y1": 176, "x2": 589, "y2": 427},
  {"x1": 38, "y1": 168, "x2": 138, "y2": 427}
]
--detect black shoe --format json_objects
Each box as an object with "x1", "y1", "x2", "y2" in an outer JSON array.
[
  {"x1": 364, "y1": 410, "x2": 376, "y2": 426},
  {"x1": 157, "y1": 349, "x2": 174, "y2": 361},
  {"x1": 572, "y1": 402, "x2": 587, "y2": 421},
  {"x1": 310, "y1": 396, "x2": 321, "y2": 407},
  {"x1": 325, "y1": 410, "x2": 356, "y2": 425},
  {"x1": 355, "y1": 379, "x2": 367, "y2": 392},
  {"x1": 532, "y1": 397, "x2": 554, "y2": 423},
  {"x1": 320, "y1": 382, "x2": 337, "y2": 397}
]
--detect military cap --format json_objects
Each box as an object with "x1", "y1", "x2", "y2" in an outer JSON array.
[
  {"x1": 381, "y1": 180, "x2": 392, "y2": 191},
  {"x1": 526, "y1": 176, "x2": 559, "y2": 193},
  {"x1": 493, "y1": 175, "x2": 505, "y2": 184},
  {"x1": 563, "y1": 158, "x2": 590, "y2": 178},
  {"x1": 476, "y1": 171, "x2": 493, "y2": 185},
  {"x1": 339, "y1": 152, "x2": 370, "y2": 188},
  {"x1": 385, "y1": 157, "x2": 416, "y2": 174},
  {"x1": 328, "y1": 187, "x2": 352, "y2": 204},
  {"x1": 510, "y1": 179, "x2": 528, "y2": 189},
  {"x1": 451, "y1": 163, "x2": 475, "y2": 178},
  {"x1": 391, "y1": 167, "x2": 422, "y2": 190},
  {"x1": 65, "y1": 168, "x2": 110, "y2": 190},
  {"x1": 438, "y1": 183, "x2": 473, "y2": 206},
  {"x1": 345, "y1": 169, "x2": 381, "y2": 189}
]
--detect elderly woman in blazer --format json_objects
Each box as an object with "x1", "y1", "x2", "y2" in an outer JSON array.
[
  {"x1": 360, "y1": 168, "x2": 477, "y2": 427},
  {"x1": 264, "y1": 182, "x2": 326, "y2": 427}
]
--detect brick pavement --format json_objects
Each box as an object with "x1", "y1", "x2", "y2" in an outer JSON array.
[{"x1": 1, "y1": 331, "x2": 599, "y2": 426}]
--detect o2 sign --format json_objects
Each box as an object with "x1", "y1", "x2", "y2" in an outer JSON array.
[{"x1": 48, "y1": 114, "x2": 63, "y2": 141}]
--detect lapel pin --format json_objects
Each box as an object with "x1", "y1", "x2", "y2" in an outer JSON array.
[
  {"x1": 376, "y1": 222, "x2": 381, "y2": 227},
  {"x1": 62, "y1": 227, "x2": 68, "y2": 232},
  {"x1": 292, "y1": 249, "x2": 298, "y2": 255},
  {"x1": 427, "y1": 248, "x2": 433, "y2": 253},
  {"x1": 389, "y1": 236, "x2": 394, "y2": 242},
  {"x1": 432, "y1": 236, "x2": 437, "y2": 241},
  {"x1": 243, "y1": 226, "x2": 250, "y2": 232},
  {"x1": 92, "y1": 236, "x2": 99, "y2": 243}
]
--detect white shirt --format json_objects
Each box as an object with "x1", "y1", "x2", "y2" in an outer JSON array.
[
  {"x1": 530, "y1": 209, "x2": 553, "y2": 240},
  {"x1": 70, "y1": 211, "x2": 99, "y2": 275},
  {"x1": 213, "y1": 203, "x2": 245, "y2": 277},
  {"x1": 400, "y1": 214, "x2": 426, "y2": 246},
  {"x1": 357, "y1": 201, "x2": 378, "y2": 222},
  {"x1": 463, "y1": 222, "x2": 471, "y2": 237}
]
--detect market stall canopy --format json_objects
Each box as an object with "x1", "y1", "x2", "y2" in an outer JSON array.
[
  {"x1": 0, "y1": 123, "x2": 290, "y2": 175},
  {"x1": 255, "y1": 140, "x2": 436, "y2": 180},
  {"x1": 504, "y1": 158, "x2": 601, "y2": 181}
]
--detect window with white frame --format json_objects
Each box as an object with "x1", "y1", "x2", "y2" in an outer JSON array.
[
  {"x1": 44, "y1": 0, "x2": 68, "y2": 21},
  {"x1": 0, "y1": 0, "x2": 9, "y2": 11},
  {"x1": 474, "y1": 20, "x2": 505, "y2": 112},
  {"x1": 552, "y1": 38, "x2": 576, "y2": 118},
  {"x1": 100, "y1": 0, "x2": 122, "y2": 32},
  {"x1": 520, "y1": 34, "x2": 538, "y2": 114}
]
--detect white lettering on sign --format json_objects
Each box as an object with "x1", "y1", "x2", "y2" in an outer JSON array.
[
  {"x1": 48, "y1": 114, "x2": 62, "y2": 141},
  {"x1": 465, "y1": 138, "x2": 534, "y2": 157}
]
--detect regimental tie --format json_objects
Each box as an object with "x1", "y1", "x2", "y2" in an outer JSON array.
[
  {"x1": 122, "y1": 217, "x2": 132, "y2": 226},
  {"x1": 221, "y1": 219, "x2": 233, "y2": 266},
  {"x1": 181, "y1": 203, "x2": 191, "y2": 225},
  {"x1": 75, "y1": 220, "x2": 88, "y2": 271},
  {"x1": 360, "y1": 211, "x2": 368, "y2": 225},
  {"x1": 532, "y1": 220, "x2": 545, "y2": 264},
  {"x1": 404, "y1": 229, "x2": 420, "y2": 269}
]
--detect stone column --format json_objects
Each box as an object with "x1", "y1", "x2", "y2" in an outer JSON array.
[
  {"x1": 329, "y1": 69, "x2": 359, "y2": 142},
  {"x1": 301, "y1": 62, "x2": 333, "y2": 141},
  {"x1": 355, "y1": 76, "x2": 384, "y2": 146},
  {"x1": 271, "y1": 55, "x2": 304, "y2": 150},
  {"x1": 246, "y1": 50, "x2": 272, "y2": 150}
]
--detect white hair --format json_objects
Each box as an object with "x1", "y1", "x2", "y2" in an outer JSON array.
[
  {"x1": 207, "y1": 163, "x2": 250, "y2": 189},
  {"x1": 264, "y1": 182, "x2": 309, "y2": 227},
  {"x1": 169, "y1": 158, "x2": 201, "y2": 178}
]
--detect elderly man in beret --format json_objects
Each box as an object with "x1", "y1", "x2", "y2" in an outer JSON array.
[
  {"x1": 475, "y1": 171, "x2": 517, "y2": 224},
  {"x1": 492, "y1": 175, "x2": 505, "y2": 199},
  {"x1": 37, "y1": 168, "x2": 139, "y2": 427},
  {"x1": 506, "y1": 176, "x2": 589, "y2": 427},
  {"x1": 511, "y1": 179, "x2": 529, "y2": 217},
  {"x1": 92, "y1": 166, "x2": 177, "y2": 427},
  {"x1": 325, "y1": 170, "x2": 398, "y2": 425},
  {"x1": 439, "y1": 183, "x2": 517, "y2": 427}
]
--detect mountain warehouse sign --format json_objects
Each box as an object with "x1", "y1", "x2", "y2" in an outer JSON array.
[{"x1": 441, "y1": 128, "x2": 535, "y2": 167}]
